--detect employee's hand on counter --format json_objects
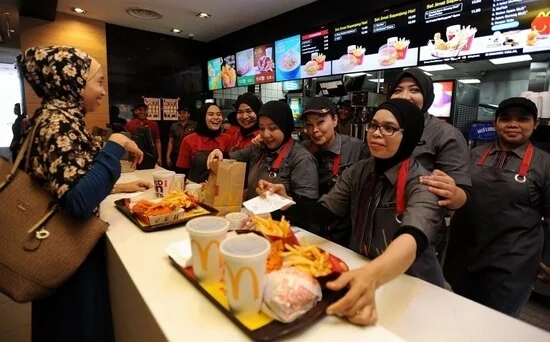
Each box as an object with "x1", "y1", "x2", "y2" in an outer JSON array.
[
  {"x1": 419, "y1": 169, "x2": 466, "y2": 210},
  {"x1": 538, "y1": 263, "x2": 550, "y2": 283},
  {"x1": 325, "y1": 266, "x2": 378, "y2": 326},
  {"x1": 256, "y1": 180, "x2": 291, "y2": 200},
  {"x1": 207, "y1": 149, "x2": 224, "y2": 170},
  {"x1": 108, "y1": 133, "x2": 144, "y2": 169},
  {"x1": 112, "y1": 180, "x2": 153, "y2": 194}
]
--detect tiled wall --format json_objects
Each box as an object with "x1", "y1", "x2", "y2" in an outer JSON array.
[
  {"x1": 213, "y1": 86, "x2": 249, "y2": 101},
  {"x1": 260, "y1": 83, "x2": 285, "y2": 103}
]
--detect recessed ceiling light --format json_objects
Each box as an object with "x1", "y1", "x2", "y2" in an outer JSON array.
[
  {"x1": 458, "y1": 79, "x2": 481, "y2": 84},
  {"x1": 171, "y1": 28, "x2": 182, "y2": 33},
  {"x1": 197, "y1": 12, "x2": 211, "y2": 19},
  {"x1": 489, "y1": 54, "x2": 532, "y2": 65},
  {"x1": 419, "y1": 64, "x2": 454, "y2": 72},
  {"x1": 72, "y1": 7, "x2": 87, "y2": 14}
]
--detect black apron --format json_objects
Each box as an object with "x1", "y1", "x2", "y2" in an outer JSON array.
[
  {"x1": 188, "y1": 150, "x2": 211, "y2": 183},
  {"x1": 352, "y1": 159, "x2": 445, "y2": 287},
  {"x1": 445, "y1": 144, "x2": 544, "y2": 315}
]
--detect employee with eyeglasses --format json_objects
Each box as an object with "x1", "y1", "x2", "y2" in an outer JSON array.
[{"x1": 256, "y1": 99, "x2": 446, "y2": 327}]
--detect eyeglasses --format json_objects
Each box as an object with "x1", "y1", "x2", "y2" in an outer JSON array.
[{"x1": 366, "y1": 123, "x2": 403, "y2": 136}]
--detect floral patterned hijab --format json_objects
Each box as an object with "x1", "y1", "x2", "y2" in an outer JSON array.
[{"x1": 19, "y1": 46, "x2": 101, "y2": 199}]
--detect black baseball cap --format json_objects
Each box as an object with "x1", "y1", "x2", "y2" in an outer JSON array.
[
  {"x1": 495, "y1": 97, "x2": 538, "y2": 119},
  {"x1": 301, "y1": 97, "x2": 337, "y2": 119},
  {"x1": 134, "y1": 103, "x2": 148, "y2": 110}
]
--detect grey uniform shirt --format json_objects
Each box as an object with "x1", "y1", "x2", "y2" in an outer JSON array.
[
  {"x1": 319, "y1": 158, "x2": 445, "y2": 253},
  {"x1": 230, "y1": 140, "x2": 319, "y2": 201}
]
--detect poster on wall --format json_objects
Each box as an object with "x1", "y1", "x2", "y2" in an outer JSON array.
[
  {"x1": 236, "y1": 48, "x2": 256, "y2": 86},
  {"x1": 254, "y1": 44, "x2": 275, "y2": 84},
  {"x1": 207, "y1": 57, "x2": 223, "y2": 90},
  {"x1": 143, "y1": 97, "x2": 161, "y2": 121},
  {"x1": 163, "y1": 98, "x2": 179, "y2": 121},
  {"x1": 330, "y1": 3, "x2": 420, "y2": 75},
  {"x1": 419, "y1": 0, "x2": 550, "y2": 65},
  {"x1": 275, "y1": 35, "x2": 302, "y2": 81},
  {"x1": 300, "y1": 28, "x2": 331, "y2": 78},
  {"x1": 221, "y1": 55, "x2": 237, "y2": 89}
]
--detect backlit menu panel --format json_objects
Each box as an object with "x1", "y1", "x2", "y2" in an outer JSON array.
[
  {"x1": 300, "y1": 29, "x2": 331, "y2": 78},
  {"x1": 275, "y1": 35, "x2": 302, "y2": 82}
]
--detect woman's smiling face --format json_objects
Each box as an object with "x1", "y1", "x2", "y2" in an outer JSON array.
[{"x1": 205, "y1": 105, "x2": 223, "y2": 131}]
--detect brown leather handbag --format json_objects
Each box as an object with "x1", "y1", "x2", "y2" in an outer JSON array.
[{"x1": 0, "y1": 121, "x2": 109, "y2": 303}]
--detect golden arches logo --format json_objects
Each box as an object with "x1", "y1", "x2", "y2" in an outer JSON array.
[
  {"x1": 171, "y1": 178, "x2": 185, "y2": 191},
  {"x1": 226, "y1": 265, "x2": 260, "y2": 301},
  {"x1": 191, "y1": 239, "x2": 223, "y2": 271}
]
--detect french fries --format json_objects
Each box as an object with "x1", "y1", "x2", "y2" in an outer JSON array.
[
  {"x1": 131, "y1": 190, "x2": 197, "y2": 217},
  {"x1": 162, "y1": 190, "x2": 196, "y2": 210},
  {"x1": 266, "y1": 240, "x2": 284, "y2": 273},
  {"x1": 252, "y1": 216, "x2": 292, "y2": 237},
  {"x1": 281, "y1": 243, "x2": 333, "y2": 277}
]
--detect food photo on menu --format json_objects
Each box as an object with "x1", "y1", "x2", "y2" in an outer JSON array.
[
  {"x1": 221, "y1": 55, "x2": 237, "y2": 89},
  {"x1": 236, "y1": 48, "x2": 256, "y2": 86},
  {"x1": 207, "y1": 57, "x2": 223, "y2": 90},
  {"x1": 330, "y1": 5, "x2": 420, "y2": 75},
  {"x1": 300, "y1": 29, "x2": 331, "y2": 78},
  {"x1": 254, "y1": 44, "x2": 275, "y2": 84},
  {"x1": 419, "y1": 0, "x2": 550, "y2": 64},
  {"x1": 275, "y1": 35, "x2": 302, "y2": 81}
]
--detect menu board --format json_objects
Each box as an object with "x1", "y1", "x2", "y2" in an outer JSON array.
[
  {"x1": 275, "y1": 35, "x2": 302, "y2": 81},
  {"x1": 419, "y1": 0, "x2": 550, "y2": 64},
  {"x1": 300, "y1": 29, "x2": 331, "y2": 78},
  {"x1": 236, "y1": 48, "x2": 255, "y2": 86},
  {"x1": 254, "y1": 44, "x2": 275, "y2": 84},
  {"x1": 207, "y1": 57, "x2": 223, "y2": 90},
  {"x1": 221, "y1": 55, "x2": 237, "y2": 89},
  {"x1": 331, "y1": 4, "x2": 420, "y2": 75}
]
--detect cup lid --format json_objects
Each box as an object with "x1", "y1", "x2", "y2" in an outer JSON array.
[
  {"x1": 220, "y1": 234, "x2": 270, "y2": 259},
  {"x1": 186, "y1": 216, "x2": 229, "y2": 235}
]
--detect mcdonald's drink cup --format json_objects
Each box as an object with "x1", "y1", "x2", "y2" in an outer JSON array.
[
  {"x1": 171, "y1": 174, "x2": 186, "y2": 191},
  {"x1": 220, "y1": 234, "x2": 270, "y2": 315},
  {"x1": 186, "y1": 217, "x2": 229, "y2": 283},
  {"x1": 225, "y1": 212, "x2": 249, "y2": 230},
  {"x1": 153, "y1": 171, "x2": 175, "y2": 198}
]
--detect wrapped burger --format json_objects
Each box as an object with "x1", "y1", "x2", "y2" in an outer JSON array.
[{"x1": 261, "y1": 267, "x2": 322, "y2": 323}]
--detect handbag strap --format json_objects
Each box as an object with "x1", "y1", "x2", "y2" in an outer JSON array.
[{"x1": 0, "y1": 117, "x2": 42, "y2": 191}]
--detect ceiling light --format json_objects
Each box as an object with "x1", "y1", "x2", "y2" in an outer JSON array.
[
  {"x1": 458, "y1": 79, "x2": 481, "y2": 84},
  {"x1": 368, "y1": 78, "x2": 384, "y2": 83},
  {"x1": 419, "y1": 64, "x2": 454, "y2": 72},
  {"x1": 72, "y1": 7, "x2": 87, "y2": 14},
  {"x1": 346, "y1": 72, "x2": 373, "y2": 77},
  {"x1": 197, "y1": 12, "x2": 211, "y2": 19},
  {"x1": 489, "y1": 54, "x2": 532, "y2": 65},
  {"x1": 9, "y1": 29, "x2": 15, "y2": 33},
  {"x1": 171, "y1": 28, "x2": 182, "y2": 33}
]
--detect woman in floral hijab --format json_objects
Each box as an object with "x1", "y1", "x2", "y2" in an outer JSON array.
[{"x1": 19, "y1": 46, "x2": 149, "y2": 342}]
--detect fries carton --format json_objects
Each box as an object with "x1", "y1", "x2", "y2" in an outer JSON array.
[
  {"x1": 252, "y1": 216, "x2": 299, "y2": 246},
  {"x1": 127, "y1": 198, "x2": 186, "y2": 225}
]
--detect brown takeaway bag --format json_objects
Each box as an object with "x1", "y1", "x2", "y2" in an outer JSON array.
[{"x1": 0, "y1": 122, "x2": 109, "y2": 303}]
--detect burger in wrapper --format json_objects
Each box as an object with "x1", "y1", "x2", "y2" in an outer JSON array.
[{"x1": 261, "y1": 267, "x2": 322, "y2": 323}]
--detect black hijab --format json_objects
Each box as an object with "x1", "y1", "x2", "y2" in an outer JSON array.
[
  {"x1": 195, "y1": 104, "x2": 222, "y2": 138},
  {"x1": 258, "y1": 101, "x2": 295, "y2": 149},
  {"x1": 368, "y1": 99, "x2": 425, "y2": 174},
  {"x1": 234, "y1": 92, "x2": 262, "y2": 136},
  {"x1": 392, "y1": 68, "x2": 435, "y2": 113}
]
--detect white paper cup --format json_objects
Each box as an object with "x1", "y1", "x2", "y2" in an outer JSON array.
[
  {"x1": 171, "y1": 174, "x2": 186, "y2": 191},
  {"x1": 225, "y1": 212, "x2": 249, "y2": 230},
  {"x1": 220, "y1": 234, "x2": 270, "y2": 315},
  {"x1": 185, "y1": 183, "x2": 203, "y2": 200},
  {"x1": 186, "y1": 217, "x2": 229, "y2": 283},
  {"x1": 153, "y1": 171, "x2": 175, "y2": 198}
]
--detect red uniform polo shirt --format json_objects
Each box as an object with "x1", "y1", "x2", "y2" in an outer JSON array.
[
  {"x1": 224, "y1": 124, "x2": 240, "y2": 137},
  {"x1": 176, "y1": 133, "x2": 232, "y2": 169},
  {"x1": 125, "y1": 119, "x2": 161, "y2": 141},
  {"x1": 229, "y1": 129, "x2": 260, "y2": 150}
]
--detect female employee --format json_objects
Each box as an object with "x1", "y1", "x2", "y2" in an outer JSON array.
[
  {"x1": 444, "y1": 97, "x2": 550, "y2": 317},
  {"x1": 390, "y1": 68, "x2": 471, "y2": 210},
  {"x1": 229, "y1": 92, "x2": 262, "y2": 151},
  {"x1": 258, "y1": 99, "x2": 446, "y2": 326},
  {"x1": 207, "y1": 100, "x2": 319, "y2": 230},
  {"x1": 176, "y1": 103, "x2": 232, "y2": 183},
  {"x1": 19, "y1": 46, "x2": 151, "y2": 342},
  {"x1": 301, "y1": 96, "x2": 367, "y2": 244}
]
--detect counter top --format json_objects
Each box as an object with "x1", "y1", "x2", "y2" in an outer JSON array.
[{"x1": 101, "y1": 169, "x2": 550, "y2": 342}]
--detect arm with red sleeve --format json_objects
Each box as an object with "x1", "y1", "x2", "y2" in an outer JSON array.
[{"x1": 176, "y1": 135, "x2": 193, "y2": 176}]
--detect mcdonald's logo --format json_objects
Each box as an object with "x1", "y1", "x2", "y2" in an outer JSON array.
[
  {"x1": 191, "y1": 239, "x2": 223, "y2": 271},
  {"x1": 532, "y1": 11, "x2": 550, "y2": 35},
  {"x1": 226, "y1": 265, "x2": 260, "y2": 301}
]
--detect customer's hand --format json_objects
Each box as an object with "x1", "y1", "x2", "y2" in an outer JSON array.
[
  {"x1": 326, "y1": 266, "x2": 378, "y2": 326},
  {"x1": 256, "y1": 180, "x2": 290, "y2": 199},
  {"x1": 112, "y1": 180, "x2": 153, "y2": 194},
  {"x1": 419, "y1": 170, "x2": 466, "y2": 210},
  {"x1": 538, "y1": 263, "x2": 550, "y2": 283},
  {"x1": 207, "y1": 149, "x2": 224, "y2": 170},
  {"x1": 108, "y1": 133, "x2": 144, "y2": 169}
]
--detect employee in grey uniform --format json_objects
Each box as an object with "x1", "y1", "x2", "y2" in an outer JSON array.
[
  {"x1": 301, "y1": 97, "x2": 368, "y2": 244},
  {"x1": 258, "y1": 99, "x2": 446, "y2": 326},
  {"x1": 207, "y1": 100, "x2": 319, "y2": 230},
  {"x1": 390, "y1": 68, "x2": 471, "y2": 211},
  {"x1": 444, "y1": 98, "x2": 550, "y2": 317}
]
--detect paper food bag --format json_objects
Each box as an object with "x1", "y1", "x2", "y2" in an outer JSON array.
[{"x1": 205, "y1": 160, "x2": 246, "y2": 216}]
